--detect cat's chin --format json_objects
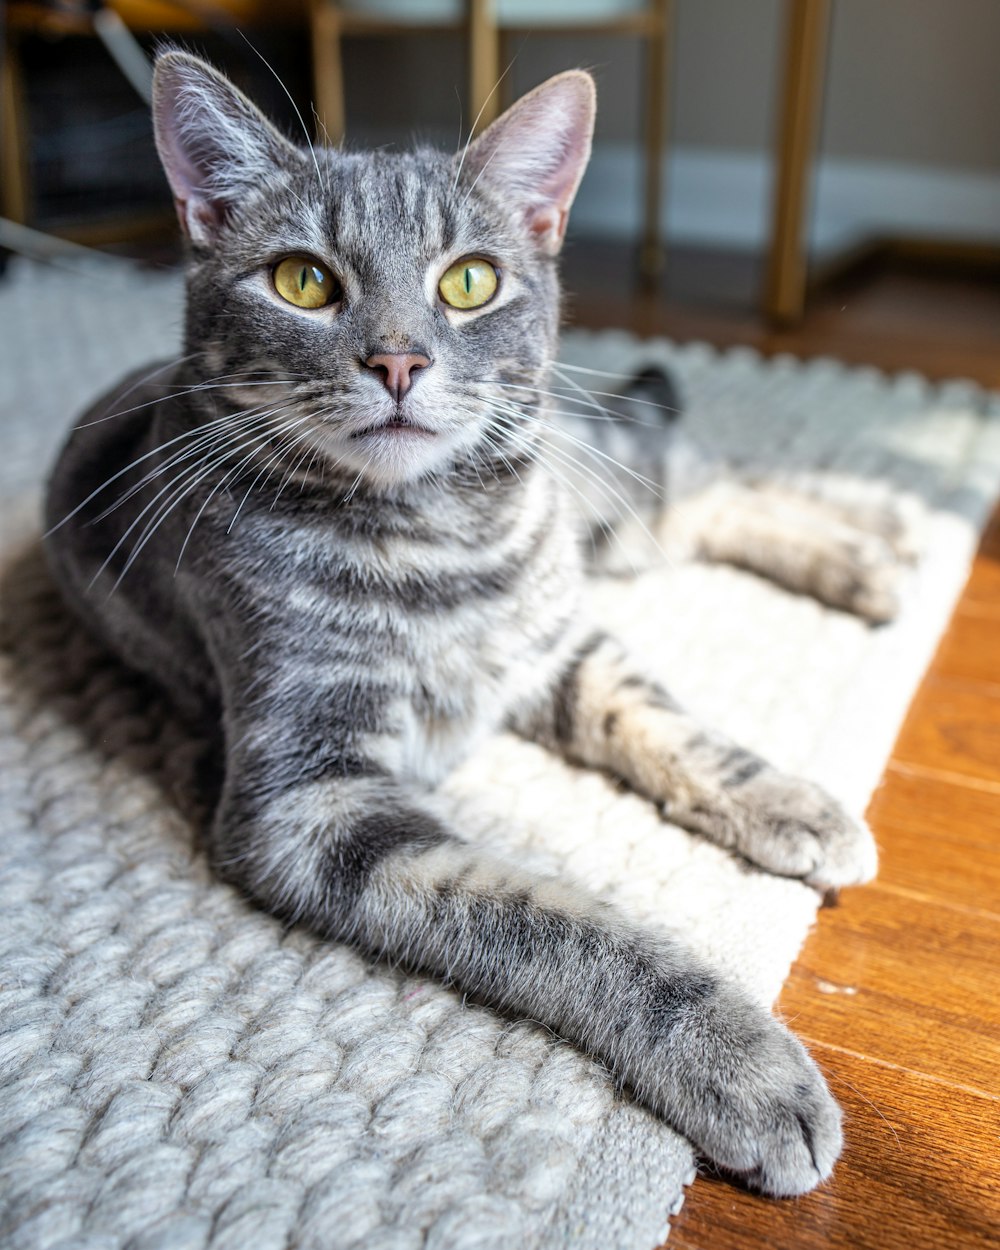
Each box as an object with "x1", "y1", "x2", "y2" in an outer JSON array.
[{"x1": 318, "y1": 428, "x2": 462, "y2": 493}]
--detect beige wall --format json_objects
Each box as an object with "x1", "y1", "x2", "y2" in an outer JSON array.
[
  {"x1": 342, "y1": 0, "x2": 1000, "y2": 172},
  {"x1": 824, "y1": 0, "x2": 1000, "y2": 171}
]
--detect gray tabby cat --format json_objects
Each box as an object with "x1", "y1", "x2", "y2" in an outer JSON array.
[{"x1": 45, "y1": 51, "x2": 880, "y2": 1197}]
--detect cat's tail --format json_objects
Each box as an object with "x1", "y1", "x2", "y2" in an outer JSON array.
[{"x1": 617, "y1": 363, "x2": 684, "y2": 426}]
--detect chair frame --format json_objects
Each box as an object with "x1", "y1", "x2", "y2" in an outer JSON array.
[{"x1": 309, "y1": 0, "x2": 674, "y2": 280}]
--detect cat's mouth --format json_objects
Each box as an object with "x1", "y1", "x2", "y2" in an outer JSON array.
[{"x1": 352, "y1": 418, "x2": 436, "y2": 439}]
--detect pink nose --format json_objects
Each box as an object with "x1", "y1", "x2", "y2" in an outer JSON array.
[{"x1": 364, "y1": 351, "x2": 431, "y2": 401}]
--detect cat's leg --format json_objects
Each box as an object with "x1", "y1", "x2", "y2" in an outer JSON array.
[
  {"x1": 745, "y1": 470, "x2": 925, "y2": 565},
  {"x1": 211, "y1": 690, "x2": 842, "y2": 1197},
  {"x1": 516, "y1": 631, "x2": 877, "y2": 888},
  {"x1": 666, "y1": 480, "x2": 910, "y2": 622}
]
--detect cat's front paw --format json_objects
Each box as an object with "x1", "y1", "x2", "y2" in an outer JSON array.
[
  {"x1": 746, "y1": 772, "x2": 877, "y2": 888},
  {"x1": 649, "y1": 982, "x2": 843, "y2": 1196},
  {"x1": 857, "y1": 488, "x2": 925, "y2": 566},
  {"x1": 677, "y1": 770, "x2": 877, "y2": 889}
]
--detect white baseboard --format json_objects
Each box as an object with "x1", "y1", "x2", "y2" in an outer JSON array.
[{"x1": 572, "y1": 143, "x2": 1000, "y2": 254}]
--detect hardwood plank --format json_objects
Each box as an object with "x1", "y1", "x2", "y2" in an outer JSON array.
[
  {"x1": 891, "y1": 678, "x2": 1000, "y2": 785},
  {"x1": 964, "y1": 558, "x2": 1000, "y2": 609},
  {"x1": 868, "y1": 766, "x2": 1000, "y2": 852},
  {"x1": 963, "y1": 522, "x2": 1000, "y2": 607},
  {"x1": 865, "y1": 771, "x2": 1000, "y2": 915},
  {"x1": 929, "y1": 609, "x2": 1000, "y2": 685},
  {"x1": 871, "y1": 835, "x2": 1000, "y2": 917},
  {"x1": 666, "y1": 1050, "x2": 1000, "y2": 1250},
  {"x1": 777, "y1": 888, "x2": 1000, "y2": 1094}
]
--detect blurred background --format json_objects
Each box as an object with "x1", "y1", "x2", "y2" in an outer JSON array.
[{"x1": 3, "y1": 0, "x2": 999, "y2": 383}]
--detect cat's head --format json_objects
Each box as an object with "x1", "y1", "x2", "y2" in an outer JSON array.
[{"x1": 152, "y1": 51, "x2": 594, "y2": 492}]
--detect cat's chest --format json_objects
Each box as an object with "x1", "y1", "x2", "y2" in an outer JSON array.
[
  {"x1": 269, "y1": 489, "x2": 579, "y2": 784},
  {"x1": 324, "y1": 525, "x2": 577, "y2": 784},
  {"x1": 377, "y1": 569, "x2": 571, "y2": 784}
]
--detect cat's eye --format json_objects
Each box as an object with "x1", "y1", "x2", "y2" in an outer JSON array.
[
  {"x1": 273, "y1": 256, "x2": 340, "y2": 309},
  {"x1": 438, "y1": 257, "x2": 499, "y2": 310}
]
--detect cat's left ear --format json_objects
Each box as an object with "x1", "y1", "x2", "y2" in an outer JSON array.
[
  {"x1": 458, "y1": 71, "x2": 596, "y2": 255},
  {"x1": 152, "y1": 50, "x2": 304, "y2": 245}
]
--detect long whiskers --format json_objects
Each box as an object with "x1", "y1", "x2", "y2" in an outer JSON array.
[
  {"x1": 73, "y1": 354, "x2": 200, "y2": 428},
  {"x1": 237, "y1": 31, "x2": 325, "y2": 189},
  {"x1": 555, "y1": 359, "x2": 680, "y2": 384},
  {"x1": 133, "y1": 414, "x2": 313, "y2": 588},
  {"x1": 92, "y1": 410, "x2": 305, "y2": 594},
  {"x1": 225, "y1": 418, "x2": 326, "y2": 533},
  {"x1": 530, "y1": 433, "x2": 668, "y2": 573},
  {"x1": 484, "y1": 394, "x2": 664, "y2": 497},
  {"x1": 479, "y1": 414, "x2": 650, "y2": 575},
  {"x1": 75, "y1": 370, "x2": 304, "y2": 428},
  {"x1": 46, "y1": 395, "x2": 302, "y2": 537},
  {"x1": 503, "y1": 370, "x2": 681, "y2": 420},
  {"x1": 90, "y1": 403, "x2": 299, "y2": 524},
  {"x1": 450, "y1": 51, "x2": 521, "y2": 194},
  {"x1": 477, "y1": 394, "x2": 670, "y2": 573}
]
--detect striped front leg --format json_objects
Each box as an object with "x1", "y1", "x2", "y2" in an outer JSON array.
[
  {"x1": 524, "y1": 632, "x2": 877, "y2": 889},
  {"x1": 209, "y1": 678, "x2": 842, "y2": 1197}
]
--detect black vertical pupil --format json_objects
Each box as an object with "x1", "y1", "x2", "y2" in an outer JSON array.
[
  {"x1": 464, "y1": 266, "x2": 472, "y2": 294},
  {"x1": 298, "y1": 267, "x2": 309, "y2": 291}
]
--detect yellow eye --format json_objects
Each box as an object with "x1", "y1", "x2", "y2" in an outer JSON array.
[
  {"x1": 439, "y1": 257, "x2": 499, "y2": 310},
  {"x1": 273, "y1": 256, "x2": 340, "y2": 309}
]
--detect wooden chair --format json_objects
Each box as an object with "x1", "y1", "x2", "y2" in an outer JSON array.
[
  {"x1": 1, "y1": 0, "x2": 299, "y2": 244},
  {"x1": 763, "y1": 0, "x2": 832, "y2": 326},
  {"x1": 309, "y1": 0, "x2": 674, "y2": 278}
]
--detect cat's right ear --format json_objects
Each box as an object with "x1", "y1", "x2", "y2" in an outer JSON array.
[{"x1": 152, "y1": 50, "x2": 302, "y2": 245}]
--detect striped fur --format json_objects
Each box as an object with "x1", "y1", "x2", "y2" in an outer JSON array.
[{"x1": 43, "y1": 52, "x2": 878, "y2": 1197}]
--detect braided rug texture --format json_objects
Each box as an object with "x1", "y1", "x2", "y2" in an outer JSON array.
[{"x1": 2, "y1": 261, "x2": 999, "y2": 1250}]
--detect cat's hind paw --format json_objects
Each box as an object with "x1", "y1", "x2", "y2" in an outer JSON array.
[{"x1": 815, "y1": 529, "x2": 908, "y2": 624}]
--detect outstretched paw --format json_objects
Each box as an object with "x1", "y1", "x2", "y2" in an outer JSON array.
[
  {"x1": 676, "y1": 769, "x2": 877, "y2": 889},
  {"x1": 648, "y1": 981, "x2": 843, "y2": 1196}
]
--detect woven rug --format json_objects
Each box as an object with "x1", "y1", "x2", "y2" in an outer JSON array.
[{"x1": 2, "y1": 259, "x2": 999, "y2": 1250}]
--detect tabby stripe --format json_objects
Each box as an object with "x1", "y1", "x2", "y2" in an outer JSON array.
[{"x1": 550, "y1": 630, "x2": 610, "y2": 745}]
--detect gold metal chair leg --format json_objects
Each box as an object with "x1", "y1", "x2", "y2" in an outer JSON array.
[
  {"x1": 763, "y1": 0, "x2": 832, "y2": 326},
  {"x1": 311, "y1": 0, "x2": 346, "y2": 145},
  {"x1": 1, "y1": 36, "x2": 30, "y2": 225},
  {"x1": 468, "y1": 0, "x2": 500, "y2": 133},
  {"x1": 638, "y1": 0, "x2": 673, "y2": 285}
]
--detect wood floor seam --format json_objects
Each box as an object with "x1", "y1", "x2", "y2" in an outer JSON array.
[
  {"x1": 885, "y1": 759, "x2": 1000, "y2": 795},
  {"x1": 795, "y1": 1036, "x2": 1000, "y2": 1104},
  {"x1": 923, "y1": 672, "x2": 1000, "y2": 698},
  {"x1": 865, "y1": 879, "x2": 1000, "y2": 923},
  {"x1": 955, "y1": 601, "x2": 1000, "y2": 621}
]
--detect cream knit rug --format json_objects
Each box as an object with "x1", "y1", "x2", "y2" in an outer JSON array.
[{"x1": 2, "y1": 260, "x2": 999, "y2": 1250}]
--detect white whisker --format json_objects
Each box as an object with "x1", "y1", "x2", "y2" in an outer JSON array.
[
  {"x1": 93, "y1": 414, "x2": 297, "y2": 593},
  {"x1": 238, "y1": 31, "x2": 324, "y2": 188}
]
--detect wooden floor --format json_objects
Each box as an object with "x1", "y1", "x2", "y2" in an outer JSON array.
[{"x1": 562, "y1": 243, "x2": 1000, "y2": 1250}]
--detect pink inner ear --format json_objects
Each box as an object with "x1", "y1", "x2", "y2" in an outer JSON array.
[
  {"x1": 525, "y1": 204, "x2": 567, "y2": 250},
  {"x1": 152, "y1": 51, "x2": 301, "y2": 246},
  {"x1": 462, "y1": 72, "x2": 596, "y2": 256}
]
